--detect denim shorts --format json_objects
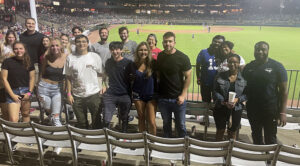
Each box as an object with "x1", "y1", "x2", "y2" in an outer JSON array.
[{"x1": 6, "y1": 87, "x2": 29, "y2": 103}]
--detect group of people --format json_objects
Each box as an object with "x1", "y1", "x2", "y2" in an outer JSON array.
[
  {"x1": 0, "y1": 17, "x2": 289, "y2": 146},
  {"x1": 197, "y1": 35, "x2": 288, "y2": 145}
]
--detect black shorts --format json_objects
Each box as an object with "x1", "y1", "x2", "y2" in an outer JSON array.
[
  {"x1": 213, "y1": 107, "x2": 242, "y2": 132},
  {"x1": 200, "y1": 83, "x2": 213, "y2": 103},
  {"x1": 0, "y1": 88, "x2": 6, "y2": 103},
  {"x1": 132, "y1": 92, "x2": 156, "y2": 103}
]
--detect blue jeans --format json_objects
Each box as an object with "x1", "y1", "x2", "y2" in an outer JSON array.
[
  {"x1": 38, "y1": 80, "x2": 62, "y2": 115},
  {"x1": 103, "y1": 92, "x2": 131, "y2": 124},
  {"x1": 158, "y1": 98, "x2": 187, "y2": 138}
]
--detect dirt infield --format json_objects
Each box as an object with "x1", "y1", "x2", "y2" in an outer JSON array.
[
  {"x1": 133, "y1": 26, "x2": 243, "y2": 34},
  {"x1": 88, "y1": 25, "x2": 243, "y2": 44}
]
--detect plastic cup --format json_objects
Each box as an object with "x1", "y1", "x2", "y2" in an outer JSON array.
[{"x1": 228, "y1": 92, "x2": 236, "y2": 103}]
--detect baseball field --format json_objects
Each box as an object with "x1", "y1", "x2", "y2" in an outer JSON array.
[
  {"x1": 90, "y1": 24, "x2": 300, "y2": 70},
  {"x1": 89, "y1": 24, "x2": 300, "y2": 102}
]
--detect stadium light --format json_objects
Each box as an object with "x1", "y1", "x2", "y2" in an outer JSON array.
[{"x1": 53, "y1": 1, "x2": 60, "y2": 6}]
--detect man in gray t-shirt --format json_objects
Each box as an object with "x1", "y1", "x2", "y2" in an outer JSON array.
[
  {"x1": 119, "y1": 26, "x2": 137, "y2": 61},
  {"x1": 91, "y1": 27, "x2": 111, "y2": 67}
]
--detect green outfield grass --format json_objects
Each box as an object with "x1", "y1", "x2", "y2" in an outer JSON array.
[{"x1": 107, "y1": 24, "x2": 300, "y2": 70}]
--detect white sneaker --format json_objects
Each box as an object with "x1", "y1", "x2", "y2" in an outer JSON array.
[
  {"x1": 54, "y1": 147, "x2": 62, "y2": 155},
  {"x1": 51, "y1": 117, "x2": 62, "y2": 126}
]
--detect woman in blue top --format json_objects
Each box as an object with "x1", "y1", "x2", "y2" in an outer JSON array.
[{"x1": 131, "y1": 42, "x2": 157, "y2": 135}]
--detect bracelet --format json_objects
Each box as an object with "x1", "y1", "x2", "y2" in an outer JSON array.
[
  {"x1": 67, "y1": 92, "x2": 72, "y2": 96},
  {"x1": 280, "y1": 113, "x2": 286, "y2": 115},
  {"x1": 26, "y1": 92, "x2": 32, "y2": 96}
]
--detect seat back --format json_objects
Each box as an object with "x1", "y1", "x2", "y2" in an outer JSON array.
[
  {"x1": 106, "y1": 129, "x2": 145, "y2": 149},
  {"x1": 276, "y1": 144, "x2": 300, "y2": 166},
  {"x1": 0, "y1": 118, "x2": 35, "y2": 143},
  {"x1": 186, "y1": 102, "x2": 209, "y2": 116},
  {"x1": 0, "y1": 118, "x2": 36, "y2": 164},
  {"x1": 67, "y1": 125, "x2": 106, "y2": 145},
  {"x1": 145, "y1": 133, "x2": 186, "y2": 165},
  {"x1": 0, "y1": 124, "x2": 4, "y2": 141},
  {"x1": 105, "y1": 129, "x2": 146, "y2": 165},
  {"x1": 285, "y1": 109, "x2": 300, "y2": 126},
  {"x1": 67, "y1": 125, "x2": 107, "y2": 166},
  {"x1": 31, "y1": 122, "x2": 69, "y2": 142},
  {"x1": 226, "y1": 140, "x2": 280, "y2": 166},
  {"x1": 31, "y1": 122, "x2": 71, "y2": 166},
  {"x1": 187, "y1": 137, "x2": 230, "y2": 165},
  {"x1": 186, "y1": 102, "x2": 211, "y2": 140}
]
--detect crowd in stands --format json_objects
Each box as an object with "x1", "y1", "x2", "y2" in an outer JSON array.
[
  {"x1": 0, "y1": 16, "x2": 289, "y2": 149},
  {"x1": 1, "y1": 6, "x2": 299, "y2": 42}
]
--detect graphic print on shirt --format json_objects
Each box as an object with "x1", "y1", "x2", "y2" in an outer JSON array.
[{"x1": 208, "y1": 58, "x2": 218, "y2": 70}]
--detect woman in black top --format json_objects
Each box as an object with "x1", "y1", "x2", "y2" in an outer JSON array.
[
  {"x1": 1, "y1": 42, "x2": 35, "y2": 122},
  {"x1": 38, "y1": 38, "x2": 66, "y2": 126},
  {"x1": 213, "y1": 54, "x2": 247, "y2": 141}
]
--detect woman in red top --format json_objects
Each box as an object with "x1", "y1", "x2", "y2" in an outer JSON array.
[{"x1": 147, "y1": 34, "x2": 161, "y2": 60}]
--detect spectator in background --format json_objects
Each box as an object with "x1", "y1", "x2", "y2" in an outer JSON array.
[
  {"x1": 103, "y1": 41, "x2": 132, "y2": 133},
  {"x1": 64, "y1": 35, "x2": 102, "y2": 129},
  {"x1": 60, "y1": 34, "x2": 71, "y2": 55},
  {"x1": 70, "y1": 26, "x2": 83, "y2": 53},
  {"x1": 119, "y1": 26, "x2": 137, "y2": 61},
  {"x1": 1, "y1": 42, "x2": 35, "y2": 122},
  {"x1": 213, "y1": 54, "x2": 247, "y2": 141},
  {"x1": 0, "y1": 42, "x2": 8, "y2": 120},
  {"x1": 243, "y1": 41, "x2": 288, "y2": 145},
  {"x1": 216, "y1": 41, "x2": 246, "y2": 73},
  {"x1": 157, "y1": 32, "x2": 192, "y2": 138},
  {"x1": 2, "y1": 30, "x2": 17, "y2": 58},
  {"x1": 130, "y1": 42, "x2": 157, "y2": 135},
  {"x1": 39, "y1": 36, "x2": 51, "y2": 63},
  {"x1": 147, "y1": 33, "x2": 161, "y2": 61},
  {"x1": 196, "y1": 35, "x2": 225, "y2": 103},
  {"x1": 38, "y1": 38, "x2": 67, "y2": 126},
  {"x1": 91, "y1": 27, "x2": 111, "y2": 67},
  {"x1": 19, "y1": 18, "x2": 44, "y2": 65}
]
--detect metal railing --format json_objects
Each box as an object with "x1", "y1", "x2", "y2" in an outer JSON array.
[{"x1": 186, "y1": 65, "x2": 300, "y2": 109}]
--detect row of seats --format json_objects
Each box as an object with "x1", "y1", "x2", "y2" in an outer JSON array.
[
  {"x1": 1, "y1": 118, "x2": 300, "y2": 166},
  {"x1": 186, "y1": 102, "x2": 300, "y2": 140}
]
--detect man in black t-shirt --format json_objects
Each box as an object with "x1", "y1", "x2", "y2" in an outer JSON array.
[
  {"x1": 157, "y1": 32, "x2": 192, "y2": 138},
  {"x1": 19, "y1": 18, "x2": 44, "y2": 65},
  {"x1": 243, "y1": 41, "x2": 288, "y2": 145}
]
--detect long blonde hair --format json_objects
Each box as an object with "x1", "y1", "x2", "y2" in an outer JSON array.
[
  {"x1": 41, "y1": 38, "x2": 64, "y2": 75},
  {"x1": 134, "y1": 42, "x2": 153, "y2": 77}
]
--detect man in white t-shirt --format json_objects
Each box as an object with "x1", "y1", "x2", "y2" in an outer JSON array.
[{"x1": 64, "y1": 35, "x2": 103, "y2": 129}]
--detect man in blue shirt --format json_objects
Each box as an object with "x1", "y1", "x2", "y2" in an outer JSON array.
[
  {"x1": 243, "y1": 41, "x2": 288, "y2": 145},
  {"x1": 196, "y1": 35, "x2": 225, "y2": 103}
]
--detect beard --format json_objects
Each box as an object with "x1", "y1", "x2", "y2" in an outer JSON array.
[{"x1": 101, "y1": 37, "x2": 108, "y2": 42}]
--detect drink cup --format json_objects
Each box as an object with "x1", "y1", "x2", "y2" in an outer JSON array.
[{"x1": 228, "y1": 92, "x2": 236, "y2": 103}]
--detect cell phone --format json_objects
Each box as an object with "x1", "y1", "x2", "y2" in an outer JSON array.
[{"x1": 19, "y1": 95, "x2": 25, "y2": 99}]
